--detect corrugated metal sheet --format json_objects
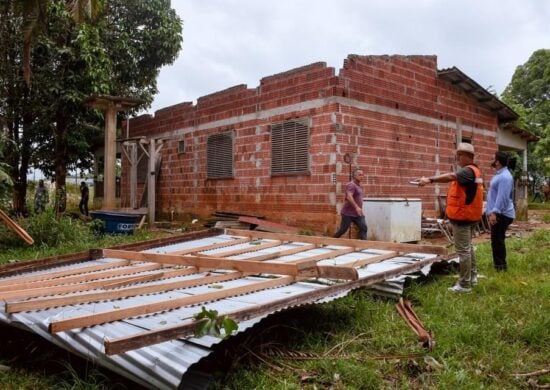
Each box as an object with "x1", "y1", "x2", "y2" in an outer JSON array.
[{"x1": 0, "y1": 233, "x2": 446, "y2": 389}]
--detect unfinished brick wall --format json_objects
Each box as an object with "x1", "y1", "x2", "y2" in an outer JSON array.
[
  {"x1": 337, "y1": 55, "x2": 497, "y2": 215},
  {"x1": 122, "y1": 55, "x2": 501, "y2": 232}
]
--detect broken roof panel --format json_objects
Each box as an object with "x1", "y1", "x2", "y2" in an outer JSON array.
[{"x1": 0, "y1": 229, "x2": 449, "y2": 389}]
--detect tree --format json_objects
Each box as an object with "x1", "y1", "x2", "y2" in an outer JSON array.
[
  {"x1": 1, "y1": 0, "x2": 182, "y2": 212},
  {"x1": 13, "y1": 0, "x2": 104, "y2": 84},
  {"x1": 502, "y1": 49, "x2": 550, "y2": 176}
]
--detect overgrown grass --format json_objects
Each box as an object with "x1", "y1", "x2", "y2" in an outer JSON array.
[
  {"x1": 0, "y1": 210, "x2": 158, "y2": 264},
  {"x1": 211, "y1": 229, "x2": 549, "y2": 389}
]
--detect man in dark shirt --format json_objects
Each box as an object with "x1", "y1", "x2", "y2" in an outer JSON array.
[
  {"x1": 79, "y1": 181, "x2": 89, "y2": 216},
  {"x1": 334, "y1": 168, "x2": 368, "y2": 240}
]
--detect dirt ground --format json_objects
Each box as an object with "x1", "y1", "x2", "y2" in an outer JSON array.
[{"x1": 421, "y1": 208, "x2": 550, "y2": 246}]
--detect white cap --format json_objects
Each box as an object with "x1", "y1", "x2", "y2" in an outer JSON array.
[{"x1": 456, "y1": 142, "x2": 475, "y2": 155}]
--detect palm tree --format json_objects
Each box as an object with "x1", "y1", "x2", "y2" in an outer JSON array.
[{"x1": 14, "y1": 0, "x2": 104, "y2": 84}]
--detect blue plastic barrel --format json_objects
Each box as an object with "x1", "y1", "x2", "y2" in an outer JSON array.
[{"x1": 90, "y1": 211, "x2": 143, "y2": 234}]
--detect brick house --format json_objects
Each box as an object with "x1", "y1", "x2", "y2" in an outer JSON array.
[{"x1": 120, "y1": 55, "x2": 533, "y2": 233}]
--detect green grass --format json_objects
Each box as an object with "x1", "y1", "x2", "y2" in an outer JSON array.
[
  {"x1": 528, "y1": 201, "x2": 550, "y2": 210},
  {"x1": 0, "y1": 228, "x2": 548, "y2": 389},
  {"x1": 211, "y1": 229, "x2": 550, "y2": 389}
]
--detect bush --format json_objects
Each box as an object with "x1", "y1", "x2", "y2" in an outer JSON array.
[{"x1": 0, "y1": 210, "x2": 95, "y2": 250}]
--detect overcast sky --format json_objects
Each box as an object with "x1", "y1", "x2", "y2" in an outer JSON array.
[{"x1": 148, "y1": 0, "x2": 550, "y2": 113}]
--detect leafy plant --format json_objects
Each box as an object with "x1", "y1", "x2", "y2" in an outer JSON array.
[{"x1": 193, "y1": 307, "x2": 238, "y2": 339}]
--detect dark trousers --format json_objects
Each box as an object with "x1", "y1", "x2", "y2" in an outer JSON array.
[
  {"x1": 490, "y1": 214, "x2": 513, "y2": 271},
  {"x1": 79, "y1": 198, "x2": 89, "y2": 216},
  {"x1": 334, "y1": 215, "x2": 368, "y2": 240}
]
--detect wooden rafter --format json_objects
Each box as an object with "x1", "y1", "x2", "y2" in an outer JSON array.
[
  {"x1": 233, "y1": 243, "x2": 316, "y2": 262},
  {"x1": 49, "y1": 275, "x2": 295, "y2": 333},
  {"x1": 337, "y1": 251, "x2": 398, "y2": 267},
  {"x1": 207, "y1": 240, "x2": 282, "y2": 257},
  {"x1": 169, "y1": 237, "x2": 251, "y2": 255},
  {"x1": 287, "y1": 247, "x2": 356, "y2": 264},
  {"x1": 0, "y1": 267, "x2": 196, "y2": 301},
  {"x1": 0, "y1": 259, "x2": 131, "y2": 288},
  {"x1": 104, "y1": 254, "x2": 444, "y2": 355},
  {"x1": 226, "y1": 229, "x2": 448, "y2": 255},
  {"x1": 104, "y1": 249, "x2": 309, "y2": 275},
  {"x1": 0, "y1": 262, "x2": 163, "y2": 293},
  {"x1": 103, "y1": 249, "x2": 359, "y2": 280},
  {"x1": 6, "y1": 271, "x2": 242, "y2": 314}
]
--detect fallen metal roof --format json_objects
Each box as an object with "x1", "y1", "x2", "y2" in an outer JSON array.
[
  {"x1": 438, "y1": 67, "x2": 518, "y2": 123},
  {"x1": 0, "y1": 229, "x2": 448, "y2": 389}
]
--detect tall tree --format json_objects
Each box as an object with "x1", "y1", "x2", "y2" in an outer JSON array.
[
  {"x1": 502, "y1": 49, "x2": 550, "y2": 176},
  {"x1": 13, "y1": 0, "x2": 104, "y2": 84},
  {"x1": 1, "y1": 0, "x2": 182, "y2": 212}
]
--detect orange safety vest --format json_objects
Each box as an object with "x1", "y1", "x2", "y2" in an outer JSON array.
[{"x1": 446, "y1": 164, "x2": 483, "y2": 222}]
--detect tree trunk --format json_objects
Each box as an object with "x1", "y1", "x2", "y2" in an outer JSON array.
[{"x1": 54, "y1": 109, "x2": 68, "y2": 214}]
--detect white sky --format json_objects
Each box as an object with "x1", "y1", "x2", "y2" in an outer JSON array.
[{"x1": 148, "y1": 0, "x2": 550, "y2": 113}]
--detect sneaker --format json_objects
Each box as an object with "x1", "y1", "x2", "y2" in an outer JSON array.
[
  {"x1": 448, "y1": 284, "x2": 472, "y2": 293},
  {"x1": 471, "y1": 275, "x2": 478, "y2": 286}
]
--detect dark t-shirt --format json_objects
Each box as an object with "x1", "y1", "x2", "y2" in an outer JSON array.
[
  {"x1": 456, "y1": 166, "x2": 477, "y2": 205},
  {"x1": 81, "y1": 186, "x2": 89, "y2": 201},
  {"x1": 341, "y1": 181, "x2": 364, "y2": 216}
]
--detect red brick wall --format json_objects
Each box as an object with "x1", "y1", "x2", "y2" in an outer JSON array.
[
  {"x1": 122, "y1": 56, "x2": 500, "y2": 233},
  {"x1": 337, "y1": 55, "x2": 497, "y2": 215}
]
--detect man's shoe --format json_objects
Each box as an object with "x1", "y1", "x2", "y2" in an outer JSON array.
[{"x1": 448, "y1": 284, "x2": 472, "y2": 293}]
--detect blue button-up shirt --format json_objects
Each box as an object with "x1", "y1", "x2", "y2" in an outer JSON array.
[{"x1": 487, "y1": 167, "x2": 515, "y2": 219}]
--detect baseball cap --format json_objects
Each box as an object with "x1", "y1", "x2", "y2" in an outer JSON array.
[{"x1": 456, "y1": 142, "x2": 475, "y2": 155}]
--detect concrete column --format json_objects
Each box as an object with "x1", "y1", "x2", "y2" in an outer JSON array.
[
  {"x1": 130, "y1": 143, "x2": 137, "y2": 208},
  {"x1": 148, "y1": 139, "x2": 156, "y2": 223},
  {"x1": 103, "y1": 106, "x2": 117, "y2": 209}
]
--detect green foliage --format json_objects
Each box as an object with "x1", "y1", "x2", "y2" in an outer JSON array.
[
  {"x1": 213, "y1": 229, "x2": 550, "y2": 389},
  {"x1": 0, "y1": 209, "x2": 92, "y2": 249},
  {"x1": 0, "y1": 0, "x2": 183, "y2": 212},
  {"x1": 502, "y1": 49, "x2": 550, "y2": 176},
  {"x1": 193, "y1": 306, "x2": 239, "y2": 339}
]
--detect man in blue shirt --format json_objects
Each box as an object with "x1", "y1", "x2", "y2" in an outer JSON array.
[{"x1": 487, "y1": 152, "x2": 515, "y2": 271}]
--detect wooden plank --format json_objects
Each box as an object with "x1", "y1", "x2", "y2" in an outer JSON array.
[
  {"x1": 338, "y1": 251, "x2": 398, "y2": 268},
  {"x1": 49, "y1": 275, "x2": 295, "y2": 333},
  {"x1": 0, "y1": 260, "x2": 130, "y2": 288},
  {"x1": 237, "y1": 243, "x2": 316, "y2": 262},
  {"x1": 0, "y1": 230, "x2": 218, "y2": 279},
  {"x1": 0, "y1": 267, "x2": 195, "y2": 301},
  {"x1": 316, "y1": 266, "x2": 358, "y2": 280},
  {"x1": 103, "y1": 249, "x2": 308, "y2": 275},
  {"x1": 226, "y1": 229, "x2": 448, "y2": 255},
  {"x1": 0, "y1": 209, "x2": 34, "y2": 245},
  {"x1": 6, "y1": 271, "x2": 241, "y2": 314},
  {"x1": 0, "y1": 263, "x2": 163, "y2": 293},
  {"x1": 100, "y1": 271, "x2": 167, "y2": 289},
  {"x1": 287, "y1": 247, "x2": 356, "y2": 264},
  {"x1": 169, "y1": 237, "x2": 251, "y2": 255},
  {"x1": 210, "y1": 240, "x2": 282, "y2": 257},
  {"x1": 104, "y1": 255, "x2": 446, "y2": 355},
  {"x1": 238, "y1": 216, "x2": 300, "y2": 233}
]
